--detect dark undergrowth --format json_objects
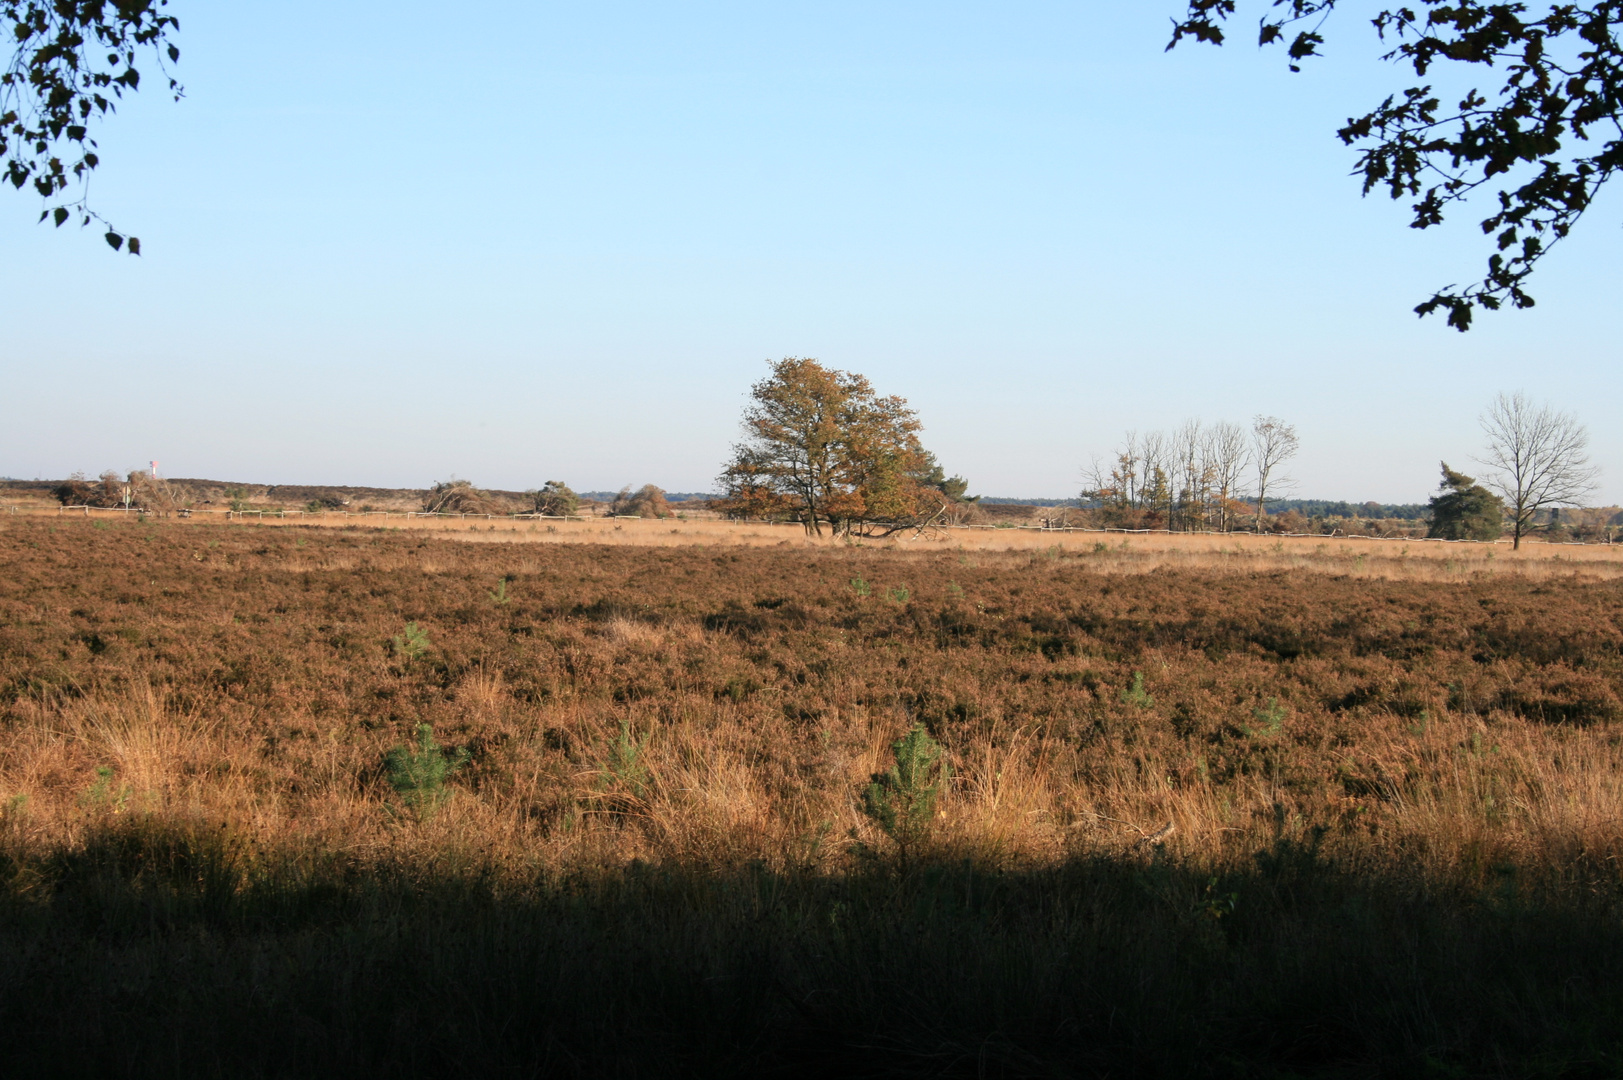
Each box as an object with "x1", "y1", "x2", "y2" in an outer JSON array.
[{"x1": 3, "y1": 819, "x2": 1622, "y2": 1078}]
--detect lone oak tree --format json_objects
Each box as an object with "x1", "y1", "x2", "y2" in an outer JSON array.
[
  {"x1": 4, "y1": 0, "x2": 182, "y2": 253},
  {"x1": 716, "y1": 358, "x2": 971, "y2": 537},
  {"x1": 1169, "y1": 1, "x2": 1623, "y2": 329}
]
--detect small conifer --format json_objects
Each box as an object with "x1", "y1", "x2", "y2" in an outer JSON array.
[
  {"x1": 1427, "y1": 463, "x2": 1504, "y2": 541},
  {"x1": 861, "y1": 724, "x2": 949, "y2": 860}
]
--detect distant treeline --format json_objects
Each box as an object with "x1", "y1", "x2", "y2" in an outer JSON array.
[
  {"x1": 578, "y1": 491, "x2": 715, "y2": 503},
  {"x1": 1269, "y1": 499, "x2": 1429, "y2": 520},
  {"x1": 12, "y1": 476, "x2": 1435, "y2": 521},
  {"x1": 979, "y1": 497, "x2": 1083, "y2": 507},
  {"x1": 983, "y1": 496, "x2": 1428, "y2": 518},
  {"x1": 612, "y1": 494, "x2": 1434, "y2": 516}
]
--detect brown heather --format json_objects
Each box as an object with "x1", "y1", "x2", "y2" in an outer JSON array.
[{"x1": 2, "y1": 516, "x2": 1622, "y2": 1076}]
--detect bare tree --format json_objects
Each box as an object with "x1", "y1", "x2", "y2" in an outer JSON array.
[
  {"x1": 1476, "y1": 392, "x2": 1599, "y2": 549},
  {"x1": 1208, "y1": 421, "x2": 1250, "y2": 532},
  {"x1": 1251, "y1": 416, "x2": 1299, "y2": 531},
  {"x1": 1085, "y1": 421, "x2": 1255, "y2": 532},
  {"x1": 1172, "y1": 420, "x2": 1212, "y2": 531},
  {"x1": 1137, "y1": 430, "x2": 1172, "y2": 526}
]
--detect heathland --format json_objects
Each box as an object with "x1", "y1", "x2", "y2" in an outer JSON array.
[{"x1": 2, "y1": 515, "x2": 1622, "y2": 1076}]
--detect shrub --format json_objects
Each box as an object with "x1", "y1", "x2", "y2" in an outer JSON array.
[
  {"x1": 611, "y1": 485, "x2": 673, "y2": 518},
  {"x1": 79, "y1": 765, "x2": 130, "y2": 813},
  {"x1": 423, "y1": 479, "x2": 501, "y2": 515},
  {"x1": 51, "y1": 473, "x2": 94, "y2": 506},
  {"x1": 528, "y1": 480, "x2": 580, "y2": 517},
  {"x1": 53, "y1": 470, "x2": 125, "y2": 508},
  {"x1": 128, "y1": 471, "x2": 184, "y2": 516},
  {"x1": 1263, "y1": 509, "x2": 1310, "y2": 534}
]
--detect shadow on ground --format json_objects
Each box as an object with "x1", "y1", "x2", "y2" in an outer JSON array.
[{"x1": 3, "y1": 818, "x2": 1620, "y2": 1078}]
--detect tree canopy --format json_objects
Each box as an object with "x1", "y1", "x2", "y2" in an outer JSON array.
[
  {"x1": 1170, "y1": 1, "x2": 1623, "y2": 329},
  {"x1": 4, "y1": 0, "x2": 181, "y2": 253},
  {"x1": 715, "y1": 358, "x2": 973, "y2": 536}
]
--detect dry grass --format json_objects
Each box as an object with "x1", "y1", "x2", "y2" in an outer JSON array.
[
  {"x1": 2, "y1": 514, "x2": 1618, "y2": 866},
  {"x1": 2, "y1": 516, "x2": 1622, "y2": 1075}
]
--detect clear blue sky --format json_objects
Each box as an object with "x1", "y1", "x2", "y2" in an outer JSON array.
[{"x1": 3, "y1": 1, "x2": 1618, "y2": 502}]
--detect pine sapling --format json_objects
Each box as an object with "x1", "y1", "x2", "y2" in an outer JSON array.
[
  {"x1": 1120, "y1": 671, "x2": 1154, "y2": 709},
  {"x1": 597, "y1": 719, "x2": 651, "y2": 800},
  {"x1": 391, "y1": 622, "x2": 431, "y2": 662},
  {"x1": 1244, "y1": 697, "x2": 1287, "y2": 738},
  {"x1": 862, "y1": 723, "x2": 950, "y2": 860},
  {"x1": 385, "y1": 723, "x2": 469, "y2": 819}
]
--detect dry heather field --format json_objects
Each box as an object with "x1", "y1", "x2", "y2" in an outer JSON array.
[
  {"x1": 25, "y1": 501, "x2": 1623, "y2": 576},
  {"x1": 3, "y1": 515, "x2": 1623, "y2": 1077}
]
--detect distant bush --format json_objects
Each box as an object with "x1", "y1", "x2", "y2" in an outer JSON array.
[
  {"x1": 1308, "y1": 515, "x2": 1428, "y2": 538},
  {"x1": 611, "y1": 485, "x2": 673, "y2": 518},
  {"x1": 54, "y1": 470, "x2": 183, "y2": 514},
  {"x1": 528, "y1": 480, "x2": 580, "y2": 517},
  {"x1": 52, "y1": 471, "x2": 124, "y2": 508},
  {"x1": 423, "y1": 479, "x2": 502, "y2": 515},
  {"x1": 1560, "y1": 506, "x2": 1623, "y2": 543},
  {"x1": 127, "y1": 471, "x2": 184, "y2": 516},
  {"x1": 306, "y1": 492, "x2": 349, "y2": 511},
  {"x1": 1260, "y1": 509, "x2": 1311, "y2": 534}
]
